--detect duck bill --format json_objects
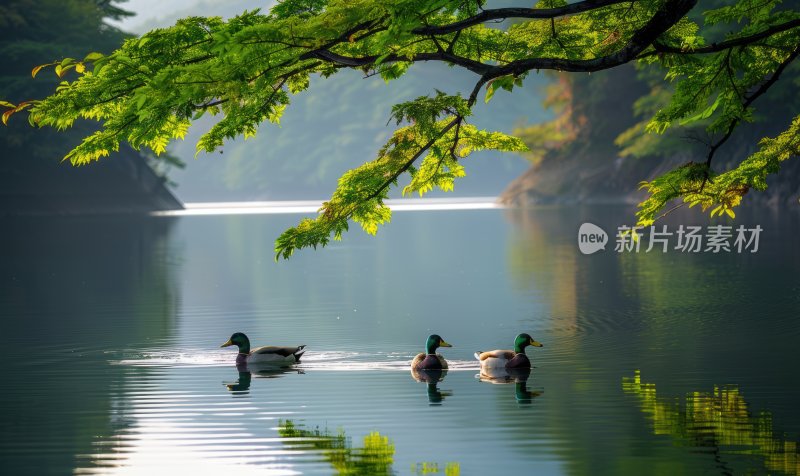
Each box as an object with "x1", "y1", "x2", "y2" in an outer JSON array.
[
  {"x1": 530, "y1": 340, "x2": 543, "y2": 347},
  {"x1": 440, "y1": 341, "x2": 453, "y2": 348},
  {"x1": 220, "y1": 339, "x2": 234, "y2": 348}
]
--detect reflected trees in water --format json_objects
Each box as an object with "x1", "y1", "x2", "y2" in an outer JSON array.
[
  {"x1": 623, "y1": 370, "x2": 799, "y2": 475},
  {"x1": 278, "y1": 420, "x2": 461, "y2": 475},
  {"x1": 278, "y1": 420, "x2": 394, "y2": 475}
]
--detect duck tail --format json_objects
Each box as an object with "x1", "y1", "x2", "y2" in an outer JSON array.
[
  {"x1": 294, "y1": 345, "x2": 307, "y2": 362},
  {"x1": 474, "y1": 352, "x2": 483, "y2": 361}
]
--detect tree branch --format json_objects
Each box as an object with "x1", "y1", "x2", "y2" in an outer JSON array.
[
  {"x1": 310, "y1": 0, "x2": 698, "y2": 82},
  {"x1": 412, "y1": 0, "x2": 633, "y2": 35},
  {"x1": 700, "y1": 45, "x2": 800, "y2": 189},
  {"x1": 651, "y1": 18, "x2": 800, "y2": 56},
  {"x1": 361, "y1": 117, "x2": 460, "y2": 205},
  {"x1": 491, "y1": 0, "x2": 698, "y2": 76},
  {"x1": 310, "y1": 49, "x2": 492, "y2": 75}
]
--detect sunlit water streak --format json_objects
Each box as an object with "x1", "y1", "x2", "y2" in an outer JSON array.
[{"x1": 151, "y1": 197, "x2": 500, "y2": 216}]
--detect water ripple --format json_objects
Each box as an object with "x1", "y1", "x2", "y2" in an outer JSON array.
[{"x1": 113, "y1": 349, "x2": 481, "y2": 371}]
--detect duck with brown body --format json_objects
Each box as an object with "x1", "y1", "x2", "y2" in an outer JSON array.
[{"x1": 475, "y1": 333, "x2": 543, "y2": 370}]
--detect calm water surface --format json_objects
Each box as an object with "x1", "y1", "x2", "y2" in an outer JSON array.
[{"x1": 1, "y1": 205, "x2": 798, "y2": 475}]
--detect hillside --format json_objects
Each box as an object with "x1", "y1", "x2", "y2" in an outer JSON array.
[{"x1": 0, "y1": 0, "x2": 181, "y2": 215}]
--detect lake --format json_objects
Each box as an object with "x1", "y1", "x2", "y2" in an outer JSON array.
[{"x1": 1, "y1": 203, "x2": 798, "y2": 475}]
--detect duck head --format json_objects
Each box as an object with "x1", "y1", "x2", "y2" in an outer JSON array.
[
  {"x1": 425, "y1": 334, "x2": 452, "y2": 355},
  {"x1": 514, "y1": 333, "x2": 543, "y2": 353},
  {"x1": 221, "y1": 332, "x2": 251, "y2": 354}
]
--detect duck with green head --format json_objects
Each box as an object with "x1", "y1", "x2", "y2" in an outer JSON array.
[
  {"x1": 411, "y1": 334, "x2": 452, "y2": 370},
  {"x1": 221, "y1": 332, "x2": 306, "y2": 366},
  {"x1": 474, "y1": 333, "x2": 543, "y2": 370}
]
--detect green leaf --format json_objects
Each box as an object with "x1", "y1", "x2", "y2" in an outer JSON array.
[
  {"x1": 484, "y1": 83, "x2": 495, "y2": 104},
  {"x1": 679, "y1": 94, "x2": 722, "y2": 126},
  {"x1": 83, "y1": 52, "x2": 104, "y2": 62},
  {"x1": 31, "y1": 65, "x2": 45, "y2": 78}
]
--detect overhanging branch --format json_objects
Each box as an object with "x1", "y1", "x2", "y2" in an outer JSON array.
[
  {"x1": 412, "y1": 0, "x2": 633, "y2": 35},
  {"x1": 651, "y1": 19, "x2": 800, "y2": 55},
  {"x1": 699, "y1": 45, "x2": 800, "y2": 190},
  {"x1": 308, "y1": 0, "x2": 698, "y2": 82}
]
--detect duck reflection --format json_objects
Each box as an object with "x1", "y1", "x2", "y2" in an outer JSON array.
[
  {"x1": 477, "y1": 367, "x2": 543, "y2": 404},
  {"x1": 224, "y1": 362, "x2": 305, "y2": 392},
  {"x1": 411, "y1": 368, "x2": 453, "y2": 405}
]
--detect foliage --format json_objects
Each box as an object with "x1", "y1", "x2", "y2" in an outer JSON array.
[
  {"x1": 633, "y1": 0, "x2": 800, "y2": 225},
  {"x1": 0, "y1": 0, "x2": 184, "y2": 184},
  {"x1": 0, "y1": 0, "x2": 130, "y2": 159},
  {"x1": 623, "y1": 371, "x2": 800, "y2": 475},
  {"x1": 2, "y1": 0, "x2": 799, "y2": 256}
]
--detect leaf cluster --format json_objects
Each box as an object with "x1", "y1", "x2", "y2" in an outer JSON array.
[{"x1": 3, "y1": 0, "x2": 799, "y2": 256}]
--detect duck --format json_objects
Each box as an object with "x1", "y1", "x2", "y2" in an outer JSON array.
[
  {"x1": 411, "y1": 334, "x2": 452, "y2": 370},
  {"x1": 220, "y1": 332, "x2": 306, "y2": 366},
  {"x1": 474, "y1": 333, "x2": 543, "y2": 370}
]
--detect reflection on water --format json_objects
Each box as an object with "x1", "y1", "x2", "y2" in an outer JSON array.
[
  {"x1": 1, "y1": 207, "x2": 798, "y2": 474},
  {"x1": 278, "y1": 420, "x2": 395, "y2": 475},
  {"x1": 477, "y1": 368, "x2": 543, "y2": 404},
  {"x1": 623, "y1": 370, "x2": 800, "y2": 475},
  {"x1": 411, "y1": 369, "x2": 452, "y2": 405},
  {"x1": 513, "y1": 381, "x2": 542, "y2": 404},
  {"x1": 411, "y1": 461, "x2": 462, "y2": 475},
  {"x1": 224, "y1": 363, "x2": 305, "y2": 392},
  {"x1": 0, "y1": 217, "x2": 180, "y2": 475},
  {"x1": 478, "y1": 367, "x2": 531, "y2": 383},
  {"x1": 224, "y1": 370, "x2": 252, "y2": 392},
  {"x1": 279, "y1": 420, "x2": 462, "y2": 476}
]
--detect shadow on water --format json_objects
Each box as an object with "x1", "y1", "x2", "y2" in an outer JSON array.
[
  {"x1": 0, "y1": 216, "x2": 180, "y2": 474},
  {"x1": 623, "y1": 370, "x2": 800, "y2": 475}
]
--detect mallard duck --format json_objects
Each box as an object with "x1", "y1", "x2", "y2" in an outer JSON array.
[
  {"x1": 411, "y1": 334, "x2": 452, "y2": 370},
  {"x1": 221, "y1": 332, "x2": 305, "y2": 366},
  {"x1": 474, "y1": 333, "x2": 543, "y2": 370}
]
